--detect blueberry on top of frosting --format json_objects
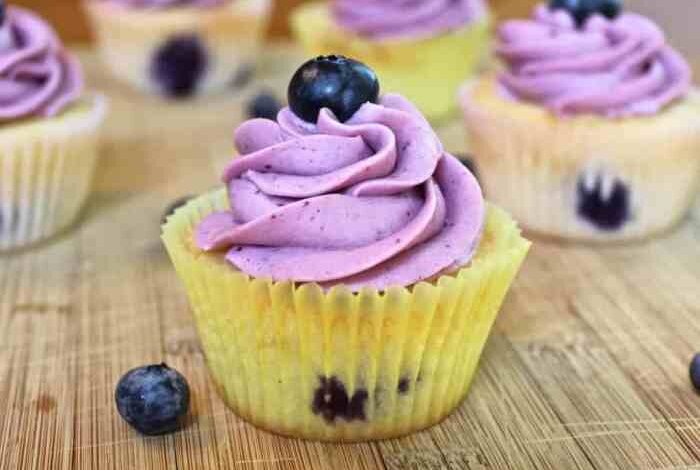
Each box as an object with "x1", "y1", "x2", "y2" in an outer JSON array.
[
  {"x1": 288, "y1": 55, "x2": 379, "y2": 124},
  {"x1": 549, "y1": 0, "x2": 622, "y2": 27}
]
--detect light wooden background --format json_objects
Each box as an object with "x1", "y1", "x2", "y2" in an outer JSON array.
[{"x1": 1, "y1": 47, "x2": 700, "y2": 469}]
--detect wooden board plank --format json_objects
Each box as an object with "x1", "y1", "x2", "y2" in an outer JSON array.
[{"x1": 1, "y1": 47, "x2": 700, "y2": 470}]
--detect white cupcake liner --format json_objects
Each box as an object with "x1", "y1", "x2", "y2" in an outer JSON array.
[
  {"x1": 461, "y1": 80, "x2": 700, "y2": 242},
  {"x1": 0, "y1": 94, "x2": 107, "y2": 252}
]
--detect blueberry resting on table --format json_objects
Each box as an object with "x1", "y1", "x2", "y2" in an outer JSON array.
[
  {"x1": 151, "y1": 35, "x2": 208, "y2": 99},
  {"x1": 247, "y1": 91, "x2": 282, "y2": 120},
  {"x1": 690, "y1": 354, "x2": 700, "y2": 392},
  {"x1": 549, "y1": 0, "x2": 623, "y2": 27},
  {"x1": 115, "y1": 363, "x2": 190, "y2": 436},
  {"x1": 288, "y1": 55, "x2": 380, "y2": 123}
]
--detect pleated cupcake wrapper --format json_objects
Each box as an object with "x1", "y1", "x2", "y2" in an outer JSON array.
[
  {"x1": 291, "y1": 2, "x2": 491, "y2": 122},
  {"x1": 0, "y1": 95, "x2": 107, "y2": 252},
  {"x1": 162, "y1": 189, "x2": 530, "y2": 441},
  {"x1": 85, "y1": 0, "x2": 272, "y2": 95},
  {"x1": 461, "y1": 80, "x2": 700, "y2": 242}
]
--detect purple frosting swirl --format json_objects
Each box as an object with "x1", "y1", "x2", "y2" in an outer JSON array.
[
  {"x1": 0, "y1": 7, "x2": 82, "y2": 122},
  {"x1": 497, "y1": 4, "x2": 692, "y2": 117},
  {"x1": 332, "y1": 0, "x2": 487, "y2": 40},
  {"x1": 104, "y1": 0, "x2": 226, "y2": 8},
  {"x1": 195, "y1": 94, "x2": 484, "y2": 291}
]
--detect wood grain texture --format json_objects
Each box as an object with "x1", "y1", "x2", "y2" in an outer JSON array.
[{"x1": 1, "y1": 47, "x2": 700, "y2": 470}]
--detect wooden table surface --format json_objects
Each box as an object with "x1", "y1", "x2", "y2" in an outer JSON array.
[{"x1": 2, "y1": 48, "x2": 700, "y2": 470}]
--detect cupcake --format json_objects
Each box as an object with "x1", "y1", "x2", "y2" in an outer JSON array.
[
  {"x1": 461, "y1": 0, "x2": 700, "y2": 242},
  {"x1": 85, "y1": 0, "x2": 271, "y2": 98},
  {"x1": 162, "y1": 56, "x2": 530, "y2": 441},
  {"x1": 291, "y1": 0, "x2": 490, "y2": 121},
  {"x1": 0, "y1": 5, "x2": 107, "y2": 252}
]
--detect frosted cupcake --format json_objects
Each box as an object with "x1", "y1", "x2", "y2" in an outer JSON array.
[
  {"x1": 162, "y1": 56, "x2": 530, "y2": 441},
  {"x1": 291, "y1": 0, "x2": 490, "y2": 121},
  {"x1": 85, "y1": 0, "x2": 271, "y2": 98},
  {"x1": 0, "y1": 5, "x2": 107, "y2": 252},
  {"x1": 461, "y1": 0, "x2": 700, "y2": 242}
]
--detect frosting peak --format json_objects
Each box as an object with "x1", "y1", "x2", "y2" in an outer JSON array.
[
  {"x1": 196, "y1": 94, "x2": 484, "y2": 291},
  {"x1": 0, "y1": 7, "x2": 82, "y2": 122},
  {"x1": 497, "y1": 4, "x2": 691, "y2": 117},
  {"x1": 332, "y1": 0, "x2": 487, "y2": 40}
]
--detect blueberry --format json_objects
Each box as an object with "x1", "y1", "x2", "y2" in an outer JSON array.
[
  {"x1": 288, "y1": 55, "x2": 379, "y2": 123},
  {"x1": 151, "y1": 35, "x2": 207, "y2": 99},
  {"x1": 549, "y1": 0, "x2": 622, "y2": 27},
  {"x1": 161, "y1": 196, "x2": 193, "y2": 225},
  {"x1": 115, "y1": 363, "x2": 190, "y2": 436},
  {"x1": 691, "y1": 354, "x2": 700, "y2": 392},
  {"x1": 577, "y1": 174, "x2": 630, "y2": 231},
  {"x1": 311, "y1": 376, "x2": 368, "y2": 423},
  {"x1": 247, "y1": 91, "x2": 282, "y2": 121}
]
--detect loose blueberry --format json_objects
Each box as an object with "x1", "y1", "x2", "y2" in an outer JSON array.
[
  {"x1": 549, "y1": 0, "x2": 622, "y2": 27},
  {"x1": 577, "y1": 174, "x2": 630, "y2": 231},
  {"x1": 161, "y1": 196, "x2": 193, "y2": 225},
  {"x1": 691, "y1": 354, "x2": 700, "y2": 392},
  {"x1": 455, "y1": 153, "x2": 479, "y2": 182},
  {"x1": 288, "y1": 55, "x2": 379, "y2": 123},
  {"x1": 247, "y1": 91, "x2": 282, "y2": 121},
  {"x1": 151, "y1": 35, "x2": 207, "y2": 99},
  {"x1": 115, "y1": 363, "x2": 190, "y2": 436}
]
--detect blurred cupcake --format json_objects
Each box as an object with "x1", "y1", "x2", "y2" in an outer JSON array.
[
  {"x1": 291, "y1": 0, "x2": 490, "y2": 121},
  {"x1": 0, "y1": 5, "x2": 107, "y2": 252},
  {"x1": 461, "y1": 1, "x2": 700, "y2": 242},
  {"x1": 162, "y1": 56, "x2": 529, "y2": 441},
  {"x1": 85, "y1": 0, "x2": 271, "y2": 98}
]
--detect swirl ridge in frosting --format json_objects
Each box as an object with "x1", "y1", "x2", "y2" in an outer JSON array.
[
  {"x1": 0, "y1": 7, "x2": 83, "y2": 122},
  {"x1": 497, "y1": 4, "x2": 692, "y2": 117},
  {"x1": 103, "y1": 0, "x2": 226, "y2": 9},
  {"x1": 196, "y1": 94, "x2": 484, "y2": 291},
  {"x1": 332, "y1": 0, "x2": 487, "y2": 40}
]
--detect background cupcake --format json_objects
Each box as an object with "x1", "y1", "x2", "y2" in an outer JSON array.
[
  {"x1": 291, "y1": 0, "x2": 490, "y2": 121},
  {"x1": 0, "y1": 5, "x2": 106, "y2": 251},
  {"x1": 162, "y1": 56, "x2": 529, "y2": 441},
  {"x1": 462, "y1": 0, "x2": 700, "y2": 242},
  {"x1": 85, "y1": 0, "x2": 272, "y2": 99}
]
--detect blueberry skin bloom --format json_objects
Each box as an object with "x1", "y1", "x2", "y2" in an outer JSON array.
[{"x1": 115, "y1": 363, "x2": 190, "y2": 436}]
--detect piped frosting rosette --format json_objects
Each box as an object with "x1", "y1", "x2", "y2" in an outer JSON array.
[{"x1": 196, "y1": 94, "x2": 485, "y2": 291}]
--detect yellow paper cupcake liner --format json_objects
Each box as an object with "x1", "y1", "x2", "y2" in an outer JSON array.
[
  {"x1": 0, "y1": 95, "x2": 107, "y2": 252},
  {"x1": 85, "y1": 0, "x2": 271, "y2": 95},
  {"x1": 162, "y1": 189, "x2": 529, "y2": 441},
  {"x1": 462, "y1": 78, "x2": 700, "y2": 242},
  {"x1": 291, "y1": 2, "x2": 491, "y2": 122}
]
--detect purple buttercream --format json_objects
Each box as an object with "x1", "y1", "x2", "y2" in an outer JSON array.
[
  {"x1": 0, "y1": 7, "x2": 83, "y2": 122},
  {"x1": 332, "y1": 0, "x2": 487, "y2": 40},
  {"x1": 497, "y1": 4, "x2": 692, "y2": 117},
  {"x1": 196, "y1": 94, "x2": 485, "y2": 291}
]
